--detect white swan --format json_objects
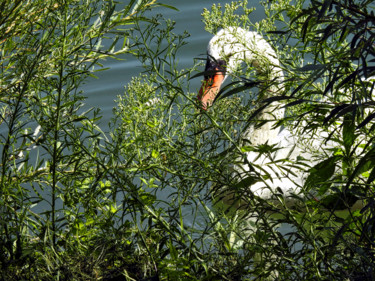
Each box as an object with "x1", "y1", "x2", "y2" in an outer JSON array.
[
  {"x1": 198, "y1": 27, "x2": 362, "y2": 210},
  {"x1": 198, "y1": 27, "x2": 306, "y2": 204},
  {"x1": 196, "y1": 27, "x2": 369, "y2": 281}
]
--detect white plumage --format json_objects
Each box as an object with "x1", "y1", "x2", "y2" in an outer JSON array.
[
  {"x1": 207, "y1": 27, "x2": 283, "y2": 78},
  {"x1": 199, "y1": 27, "x2": 334, "y2": 206}
]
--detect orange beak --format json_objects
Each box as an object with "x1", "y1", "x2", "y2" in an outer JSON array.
[{"x1": 197, "y1": 67, "x2": 226, "y2": 110}]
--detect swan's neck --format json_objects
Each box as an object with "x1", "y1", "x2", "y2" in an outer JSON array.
[
  {"x1": 209, "y1": 27, "x2": 285, "y2": 145},
  {"x1": 242, "y1": 66, "x2": 285, "y2": 145},
  {"x1": 220, "y1": 29, "x2": 285, "y2": 146},
  {"x1": 248, "y1": 101, "x2": 284, "y2": 146}
]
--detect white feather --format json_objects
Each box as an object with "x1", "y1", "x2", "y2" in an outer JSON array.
[{"x1": 208, "y1": 27, "x2": 331, "y2": 204}]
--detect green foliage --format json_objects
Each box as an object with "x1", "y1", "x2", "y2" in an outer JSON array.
[
  {"x1": 0, "y1": 0, "x2": 175, "y2": 280},
  {"x1": 202, "y1": 0, "x2": 255, "y2": 34},
  {"x1": 0, "y1": 0, "x2": 374, "y2": 280},
  {"x1": 201, "y1": 0, "x2": 375, "y2": 279}
]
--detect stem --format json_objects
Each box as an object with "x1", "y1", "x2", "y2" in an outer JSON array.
[{"x1": 50, "y1": 5, "x2": 68, "y2": 248}]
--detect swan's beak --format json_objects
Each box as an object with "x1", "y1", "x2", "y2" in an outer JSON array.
[{"x1": 198, "y1": 68, "x2": 225, "y2": 110}]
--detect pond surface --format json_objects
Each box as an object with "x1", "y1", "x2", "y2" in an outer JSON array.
[
  {"x1": 83, "y1": 0, "x2": 266, "y2": 127},
  {"x1": 80, "y1": 0, "x2": 270, "y2": 229}
]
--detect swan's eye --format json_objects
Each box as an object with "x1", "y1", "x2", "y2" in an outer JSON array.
[
  {"x1": 217, "y1": 59, "x2": 227, "y2": 69},
  {"x1": 204, "y1": 58, "x2": 227, "y2": 80},
  {"x1": 204, "y1": 60, "x2": 215, "y2": 79}
]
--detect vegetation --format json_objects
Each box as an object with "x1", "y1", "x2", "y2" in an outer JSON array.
[{"x1": 0, "y1": 0, "x2": 374, "y2": 280}]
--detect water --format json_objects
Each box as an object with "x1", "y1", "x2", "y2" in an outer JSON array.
[
  {"x1": 8, "y1": 1, "x2": 269, "y2": 230},
  {"x1": 83, "y1": 0, "x2": 266, "y2": 127},
  {"x1": 79, "y1": 0, "x2": 270, "y2": 230}
]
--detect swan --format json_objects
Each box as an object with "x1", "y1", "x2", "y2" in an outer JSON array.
[
  {"x1": 198, "y1": 27, "x2": 363, "y2": 211},
  {"x1": 198, "y1": 27, "x2": 307, "y2": 205},
  {"x1": 196, "y1": 26, "x2": 369, "y2": 281}
]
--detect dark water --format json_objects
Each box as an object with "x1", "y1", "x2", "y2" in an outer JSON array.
[
  {"x1": 80, "y1": 0, "x2": 269, "y2": 227},
  {"x1": 83, "y1": 0, "x2": 266, "y2": 126},
  {"x1": 12, "y1": 1, "x2": 267, "y2": 226}
]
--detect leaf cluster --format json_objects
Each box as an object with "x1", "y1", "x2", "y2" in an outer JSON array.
[{"x1": 0, "y1": 0, "x2": 374, "y2": 280}]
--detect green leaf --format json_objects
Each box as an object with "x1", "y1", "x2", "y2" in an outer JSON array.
[
  {"x1": 147, "y1": 120, "x2": 156, "y2": 127},
  {"x1": 366, "y1": 167, "x2": 375, "y2": 184},
  {"x1": 296, "y1": 64, "x2": 327, "y2": 72},
  {"x1": 151, "y1": 149, "x2": 159, "y2": 159},
  {"x1": 217, "y1": 80, "x2": 260, "y2": 101},
  {"x1": 241, "y1": 146, "x2": 254, "y2": 152},
  {"x1": 343, "y1": 114, "x2": 355, "y2": 153},
  {"x1": 305, "y1": 156, "x2": 339, "y2": 191},
  {"x1": 156, "y1": 3, "x2": 179, "y2": 11},
  {"x1": 357, "y1": 112, "x2": 375, "y2": 129},
  {"x1": 233, "y1": 176, "x2": 260, "y2": 189}
]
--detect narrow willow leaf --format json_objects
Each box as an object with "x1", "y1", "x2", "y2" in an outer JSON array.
[
  {"x1": 305, "y1": 156, "x2": 339, "y2": 190},
  {"x1": 156, "y1": 4, "x2": 179, "y2": 11},
  {"x1": 366, "y1": 167, "x2": 375, "y2": 184},
  {"x1": 343, "y1": 114, "x2": 355, "y2": 152},
  {"x1": 216, "y1": 84, "x2": 253, "y2": 101},
  {"x1": 323, "y1": 103, "x2": 350, "y2": 124},
  {"x1": 357, "y1": 112, "x2": 375, "y2": 129},
  {"x1": 318, "y1": 0, "x2": 333, "y2": 19},
  {"x1": 284, "y1": 99, "x2": 307, "y2": 108},
  {"x1": 262, "y1": 95, "x2": 293, "y2": 103},
  {"x1": 296, "y1": 64, "x2": 327, "y2": 72},
  {"x1": 233, "y1": 176, "x2": 260, "y2": 189}
]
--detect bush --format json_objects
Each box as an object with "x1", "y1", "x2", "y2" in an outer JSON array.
[{"x1": 0, "y1": 0, "x2": 374, "y2": 280}]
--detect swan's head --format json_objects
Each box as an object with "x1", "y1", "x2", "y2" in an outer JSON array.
[
  {"x1": 198, "y1": 27, "x2": 282, "y2": 109},
  {"x1": 197, "y1": 56, "x2": 227, "y2": 110}
]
